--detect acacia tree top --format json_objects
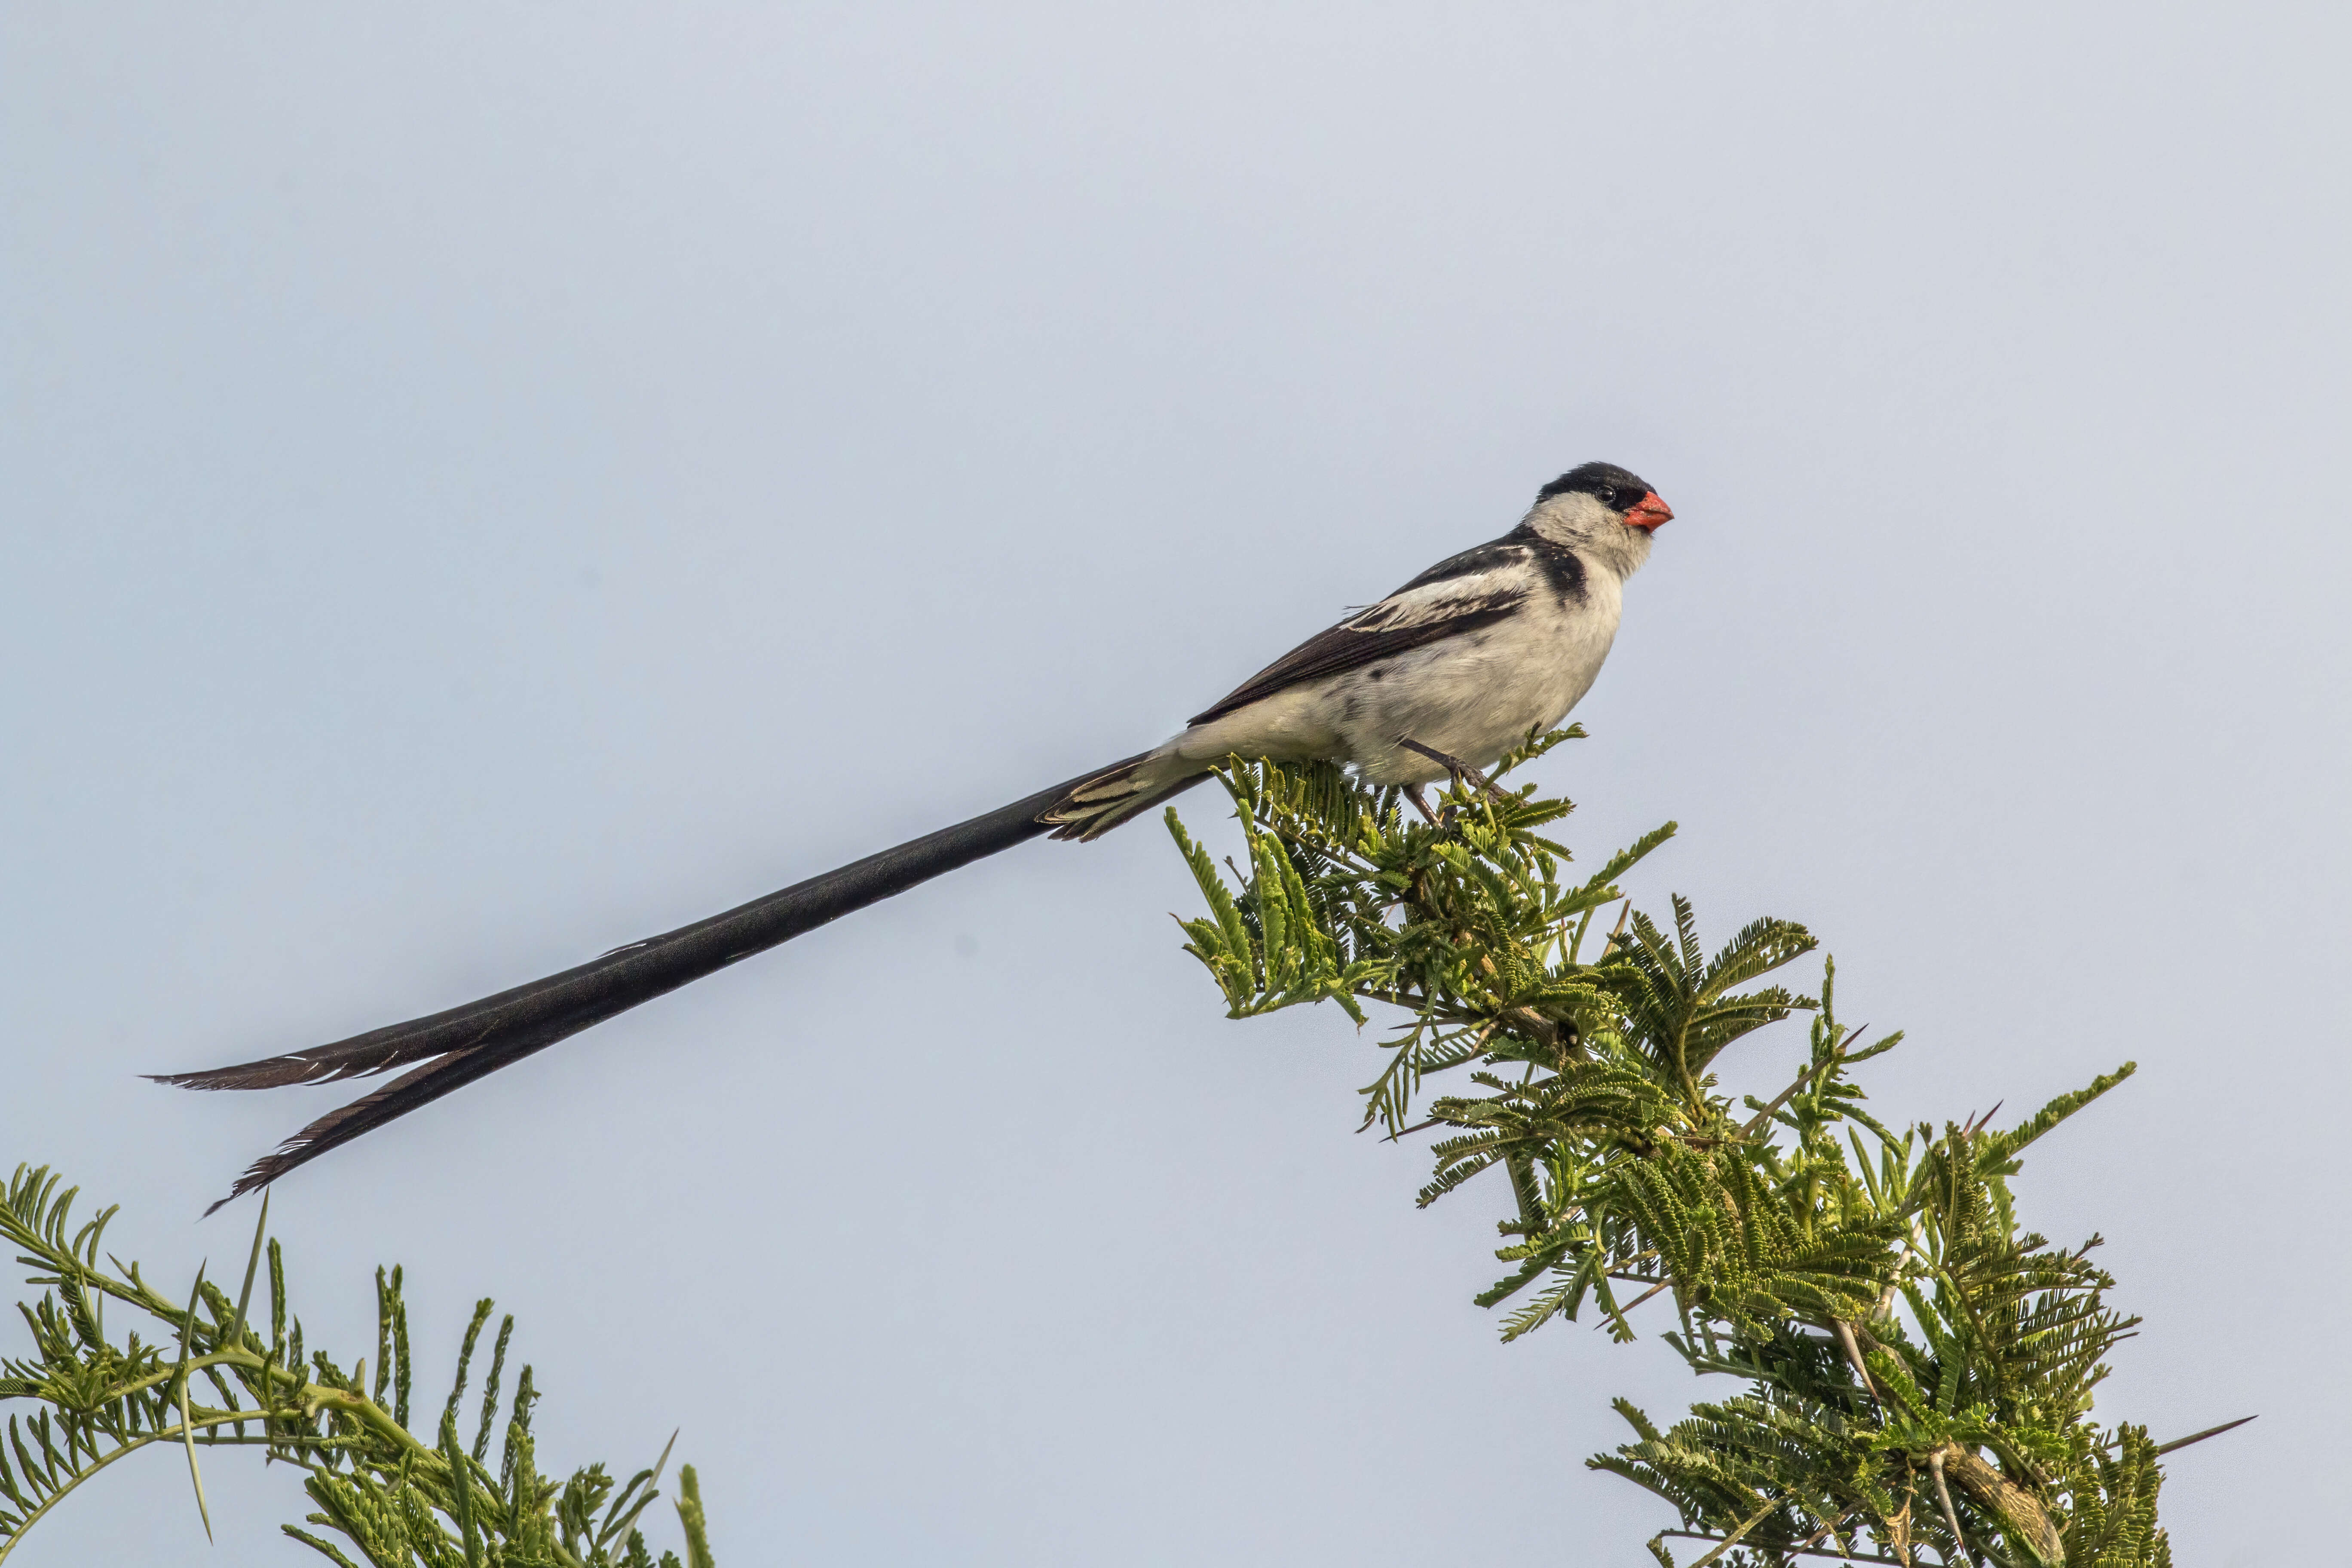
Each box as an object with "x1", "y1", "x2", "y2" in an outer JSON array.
[
  {"x1": 1164, "y1": 728, "x2": 2216, "y2": 1568},
  {"x1": 0, "y1": 727, "x2": 2236, "y2": 1566}
]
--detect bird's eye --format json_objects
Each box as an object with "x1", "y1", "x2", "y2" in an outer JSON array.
[{"x1": 1596, "y1": 486, "x2": 1619, "y2": 507}]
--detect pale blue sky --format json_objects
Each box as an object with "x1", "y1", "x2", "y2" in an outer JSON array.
[{"x1": 3, "y1": 6, "x2": 2346, "y2": 1564}]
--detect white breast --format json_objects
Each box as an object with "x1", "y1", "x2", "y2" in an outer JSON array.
[{"x1": 1172, "y1": 567, "x2": 1624, "y2": 787}]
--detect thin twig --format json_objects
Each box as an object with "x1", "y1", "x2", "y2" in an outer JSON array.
[
  {"x1": 1373, "y1": 1002, "x2": 1564, "y2": 1058},
  {"x1": 0, "y1": 1410, "x2": 359, "y2": 1559},
  {"x1": 1790, "y1": 1513, "x2": 1857, "y2": 1558},
  {"x1": 1740, "y1": 1029, "x2": 1866, "y2": 1138},
  {"x1": 1677, "y1": 1498, "x2": 1784, "y2": 1568},
  {"x1": 1657, "y1": 1531, "x2": 1905, "y2": 1565}
]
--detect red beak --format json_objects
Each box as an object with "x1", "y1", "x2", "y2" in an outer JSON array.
[{"x1": 1625, "y1": 491, "x2": 1674, "y2": 531}]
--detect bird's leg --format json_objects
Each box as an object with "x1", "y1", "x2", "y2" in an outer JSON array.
[
  {"x1": 1396, "y1": 737, "x2": 1514, "y2": 806},
  {"x1": 1403, "y1": 785, "x2": 1438, "y2": 824}
]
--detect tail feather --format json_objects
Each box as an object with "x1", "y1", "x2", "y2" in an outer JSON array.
[
  {"x1": 1038, "y1": 750, "x2": 1212, "y2": 842},
  {"x1": 161, "y1": 762, "x2": 1136, "y2": 1207},
  {"x1": 194, "y1": 1014, "x2": 589, "y2": 1214}
]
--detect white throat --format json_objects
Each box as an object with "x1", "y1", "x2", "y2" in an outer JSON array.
[{"x1": 1523, "y1": 493, "x2": 1656, "y2": 581}]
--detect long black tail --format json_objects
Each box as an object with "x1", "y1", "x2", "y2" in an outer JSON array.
[{"x1": 158, "y1": 756, "x2": 1194, "y2": 1211}]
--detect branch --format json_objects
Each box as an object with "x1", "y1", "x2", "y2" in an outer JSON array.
[
  {"x1": 1678, "y1": 1498, "x2": 1784, "y2": 1568},
  {"x1": 1739, "y1": 1030, "x2": 1861, "y2": 1138},
  {"x1": 1655, "y1": 1527, "x2": 1908, "y2": 1564},
  {"x1": 0, "y1": 1409, "x2": 326, "y2": 1563},
  {"x1": 1934, "y1": 1444, "x2": 2062, "y2": 1566}
]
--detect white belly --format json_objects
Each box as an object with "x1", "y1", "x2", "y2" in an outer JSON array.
[{"x1": 1173, "y1": 579, "x2": 1623, "y2": 787}]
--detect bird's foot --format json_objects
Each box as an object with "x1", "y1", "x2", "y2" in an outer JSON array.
[{"x1": 1396, "y1": 738, "x2": 1513, "y2": 807}]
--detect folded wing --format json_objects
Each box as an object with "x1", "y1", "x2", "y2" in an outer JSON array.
[{"x1": 1188, "y1": 537, "x2": 1534, "y2": 726}]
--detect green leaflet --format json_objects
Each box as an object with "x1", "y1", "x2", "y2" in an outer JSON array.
[
  {"x1": 1164, "y1": 731, "x2": 2201, "y2": 1566},
  {"x1": 0, "y1": 1163, "x2": 710, "y2": 1566},
  {"x1": 0, "y1": 723, "x2": 2213, "y2": 1568}
]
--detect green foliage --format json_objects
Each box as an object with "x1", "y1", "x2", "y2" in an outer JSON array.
[
  {"x1": 0, "y1": 724, "x2": 2233, "y2": 1565},
  {"x1": 1167, "y1": 730, "x2": 2224, "y2": 1566},
  {"x1": 0, "y1": 1170, "x2": 713, "y2": 1566}
]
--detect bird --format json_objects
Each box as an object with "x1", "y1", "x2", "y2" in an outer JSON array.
[{"x1": 157, "y1": 460, "x2": 1672, "y2": 1209}]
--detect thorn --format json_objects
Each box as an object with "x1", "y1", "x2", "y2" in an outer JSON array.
[
  {"x1": 1832, "y1": 1319, "x2": 1877, "y2": 1400},
  {"x1": 230, "y1": 1188, "x2": 270, "y2": 1351},
  {"x1": 1928, "y1": 1448, "x2": 1972, "y2": 1566},
  {"x1": 1612, "y1": 1278, "x2": 1673, "y2": 1316},
  {"x1": 649, "y1": 1426, "x2": 679, "y2": 1489},
  {"x1": 175, "y1": 1262, "x2": 215, "y2": 1544},
  {"x1": 2151, "y1": 1414, "x2": 2257, "y2": 1456}
]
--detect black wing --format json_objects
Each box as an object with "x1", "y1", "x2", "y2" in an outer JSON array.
[{"x1": 1188, "y1": 536, "x2": 1537, "y2": 726}]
